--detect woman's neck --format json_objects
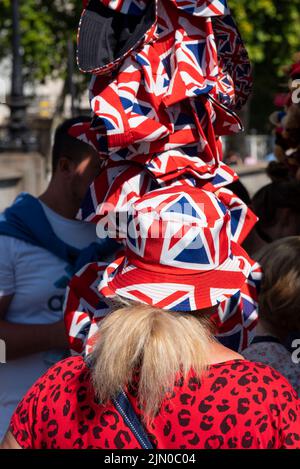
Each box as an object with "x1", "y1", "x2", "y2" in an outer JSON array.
[{"x1": 205, "y1": 339, "x2": 244, "y2": 366}]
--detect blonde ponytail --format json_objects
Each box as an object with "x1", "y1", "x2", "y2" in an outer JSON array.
[{"x1": 91, "y1": 302, "x2": 214, "y2": 421}]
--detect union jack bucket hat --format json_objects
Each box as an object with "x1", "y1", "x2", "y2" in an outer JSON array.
[
  {"x1": 98, "y1": 185, "x2": 252, "y2": 311},
  {"x1": 78, "y1": 0, "x2": 252, "y2": 110}
]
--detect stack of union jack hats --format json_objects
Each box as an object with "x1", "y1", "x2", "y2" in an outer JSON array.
[{"x1": 65, "y1": 0, "x2": 261, "y2": 355}]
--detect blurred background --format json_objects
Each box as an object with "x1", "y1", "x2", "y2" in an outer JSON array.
[{"x1": 0, "y1": 0, "x2": 300, "y2": 210}]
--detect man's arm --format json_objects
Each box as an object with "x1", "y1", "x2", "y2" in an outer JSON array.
[
  {"x1": 0, "y1": 295, "x2": 68, "y2": 360},
  {"x1": 0, "y1": 431, "x2": 22, "y2": 449}
]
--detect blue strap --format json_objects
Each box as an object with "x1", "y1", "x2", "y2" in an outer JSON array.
[{"x1": 113, "y1": 390, "x2": 154, "y2": 449}]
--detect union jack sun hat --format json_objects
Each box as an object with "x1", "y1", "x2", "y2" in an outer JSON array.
[{"x1": 97, "y1": 185, "x2": 252, "y2": 311}]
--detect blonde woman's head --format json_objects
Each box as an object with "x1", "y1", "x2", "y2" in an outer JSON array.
[{"x1": 91, "y1": 300, "x2": 216, "y2": 422}]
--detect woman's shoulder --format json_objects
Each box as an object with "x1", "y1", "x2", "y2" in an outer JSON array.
[
  {"x1": 10, "y1": 355, "x2": 94, "y2": 449},
  {"x1": 207, "y1": 359, "x2": 298, "y2": 395},
  {"x1": 210, "y1": 358, "x2": 290, "y2": 375},
  {"x1": 45, "y1": 354, "x2": 89, "y2": 377},
  {"x1": 33, "y1": 355, "x2": 91, "y2": 396}
]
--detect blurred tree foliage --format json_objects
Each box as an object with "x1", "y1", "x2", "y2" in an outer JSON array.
[
  {"x1": 0, "y1": 0, "x2": 82, "y2": 83},
  {"x1": 230, "y1": 0, "x2": 300, "y2": 67},
  {"x1": 230, "y1": 0, "x2": 300, "y2": 131}
]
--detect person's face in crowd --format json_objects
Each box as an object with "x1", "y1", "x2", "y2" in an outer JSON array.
[{"x1": 59, "y1": 149, "x2": 102, "y2": 205}]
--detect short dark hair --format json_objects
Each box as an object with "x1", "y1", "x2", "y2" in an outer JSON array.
[
  {"x1": 52, "y1": 116, "x2": 95, "y2": 173},
  {"x1": 252, "y1": 180, "x2": 300, "y2": 230},
  {"x1": 257, "y1": 237, "x2": 300, "y2": 338}
]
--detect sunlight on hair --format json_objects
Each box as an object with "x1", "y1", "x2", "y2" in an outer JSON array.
[{"x1": 91, "y1": 301, "x2": 215, "y2": 422}]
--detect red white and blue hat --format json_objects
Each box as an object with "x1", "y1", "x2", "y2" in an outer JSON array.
[
  {"x1": 78, "y1": 0, "x2": 252, "y2": 111},
  {"x1": 76, "y1": 0, "x2": 252, "y2": 193},
  {"x1": 65, "y1": 256, "x2": 260, "y2": 355},
  {"x1": 77, "y1": 161, "x2": 257, "y2": 246},
  {"x1": 64, "y1": 185, "x2": 258, "y2": 355},
  {"x1": 97, "y1": 185, "x2": 252, "y2": 311},
  {"x1": 64, "y1": 0, "x2": 259, "y2": 356}
]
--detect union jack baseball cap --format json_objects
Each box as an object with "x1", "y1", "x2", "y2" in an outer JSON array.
[{"x1": 97, "y1": 185, "x2": 253, "y2": 311}]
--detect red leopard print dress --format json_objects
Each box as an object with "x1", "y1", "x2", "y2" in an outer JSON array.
[{"x1": 10, "y1": 356, "x2": 300, "y2": 449}]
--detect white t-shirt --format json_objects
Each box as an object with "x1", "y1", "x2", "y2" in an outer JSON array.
[{"x1": 0, "y1": 200, "x2": 100, "y2": 439}]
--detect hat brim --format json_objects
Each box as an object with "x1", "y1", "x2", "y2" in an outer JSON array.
[
  {"x1": 99, "y1": 241, "x2": 252, "y2": 312},
  {"x1": 77, "y1": 0, "x2": 156, "y2": 74}
]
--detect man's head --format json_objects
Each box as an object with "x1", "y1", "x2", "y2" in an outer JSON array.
[
  {"x1": 51, "y1": 117, "x2": 102, "y2": 205},
  {"x1": 252, "y1": 181, "x2": 300, "y2": 243}
]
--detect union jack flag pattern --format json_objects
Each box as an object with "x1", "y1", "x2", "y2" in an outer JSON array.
[
  {"x1": 64, "y1": 260, "x2": 261, "y2": 356},
  {"x1": 65, "y1": 186, "x2": 258, "y2": 354},
  {"x1": 64, "y1": 0, "x2": 260, "y2": 355},
  {"x1": 99, "y1": 0, "x2": 229, "y2": 16},
  {"x1": 74, "y1": 1, "x2": 253, "y2": 200},
  {"x1": 77, "y1": 162, "x2": 257, "y2": 245},
  {"x1": 74, "y1": 0, "x2": 253, "y2": 226},
  {"x1": 64, "y1": 258, "x2": 124, "y2": 355},
  {"x1": 214, "y1": 261, "x2": 261, "y2": 352},
  {"x1": 87, "y1": 2, "x2": 250, "y2": 155}
]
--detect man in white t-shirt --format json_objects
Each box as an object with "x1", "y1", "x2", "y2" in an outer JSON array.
[{"x1": 0, "y1": 117, "x2": 116, "y2": 438}]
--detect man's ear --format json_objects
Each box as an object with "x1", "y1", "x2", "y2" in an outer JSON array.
[{"x1": 58, "y1": 157, "x2": 74, "y2": 176}]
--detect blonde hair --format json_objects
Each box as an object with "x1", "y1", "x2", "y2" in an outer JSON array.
[{"x1": 91, "y1": 301, "x2": 215, "y2": 422}]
